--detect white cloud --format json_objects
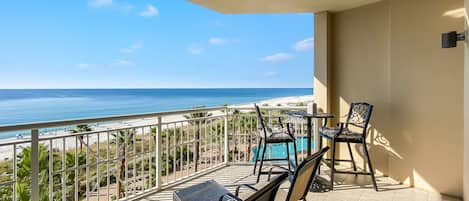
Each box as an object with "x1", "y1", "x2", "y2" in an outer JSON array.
[
  {"x1": 293, "y1": 37, "x2": 314, "y2": 51},
  {"x1": 88, "y1": 0, "x2": 113, "y2": 8},
  {"x1": 140, "y1": 4, "x2": 159, "y2": 17},
  {"x1": 76, "y1": 63, "x2": 94, "y2": 68},
  {"x1": 209, "y1": 37, "x2": 226, "y2": 45},
  {"x1": 208, "y1": 37, "x2": 239, "y2": 46},
  {"x1": 77, "y1": 60, "x2": 132, "y2": 69},
  {"x1": 120, "y1": 41, "x2": 144, "y2": 53},
  {"x1": 260, "y1": 53, "x2": 293, "y2": 63},
  {"x1": 187, "y1": 45, "x2": 204, "y2": 55}
]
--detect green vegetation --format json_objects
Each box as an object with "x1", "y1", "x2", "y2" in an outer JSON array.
[
  {"x1": 183, "y1": 106, "x2": 212, "y2": 172},
  {"x1": 70, "y1": 124, "x2": 92, "y2": 151},
  {"x1": 296, "y1": 102, "x2": 305, "y2": 107},
  {"x1": 0, "y1": 108, "x2": 292, "y2": 201}
]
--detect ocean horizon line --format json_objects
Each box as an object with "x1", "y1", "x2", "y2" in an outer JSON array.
[{"x1": 0, "y1": 88, "x2": 313, "y2": 126}]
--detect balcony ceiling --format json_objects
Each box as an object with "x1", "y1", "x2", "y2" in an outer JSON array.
[{"x1": 188, "y1": 0, "x2": 381, "y2": 14}]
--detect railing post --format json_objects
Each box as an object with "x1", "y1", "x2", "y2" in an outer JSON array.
[
  {"x1": 268, "y1": 110, "x2": 273, "y2": 160},
  {"x1": 31, "y1": 129, "x2": 39, "y2": 201},
  {"x1": 224, "y1": 108, "x2": 229, "y2": 164},
  {"x1": 156, "y1": 116, "x2": 163, "y2": 189}
]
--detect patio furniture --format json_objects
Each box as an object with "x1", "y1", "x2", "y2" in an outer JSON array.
[
  {"x1": 222, "y1": 147, "x2": 329, "y2": 201},
  {"x1": 223, "y1": 173, "x2": 289, "y2": 201},
  {"x1": 286, "y1": 111, "x2": 335, "y2": 155},
  {"x1": 253, "y1": 104, "x2": 298, "y2": 183},
  {"x1": 173, "y1": 180, "x2": 232, "y2": 201},
  {"x1": 318, "y1": 102, "x2": 378, "y2": 191}
]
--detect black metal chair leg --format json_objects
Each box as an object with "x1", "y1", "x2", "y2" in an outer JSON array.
[
  {"x1": 286, "y1": 142, "x2": 291, "y2": 172},
  {"x1": 347, "y1": 142, "x2": 357, "y2": 176},
  {"x1": 318, "y1": 136, "x2": 323, "y2": 173},
  {"x1": 253, "y1": 138, "x2": 262, "y2": 174},
  {"x1": 330, "y1": 140, "x2": 336, "y2": 190},
  {"x1": 256, "y1": 142, "x2": 267, "y2": 183},
  {"x1": 293, "y1": 140, "x2": 298, "y2": 167},
  {"x1": 363, "y1": 140, "x2": 378, "y2": 191}
]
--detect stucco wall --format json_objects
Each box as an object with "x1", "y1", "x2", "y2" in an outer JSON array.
[
  {"x1": 330, "y1": 1, "x2": 391, "y2": 175},
  {"x1": 464, "y1": 0, "x2": 469, "y2": 200},
  {"x1": 326, "y1": 0, "x2": 464, "y2": 197}
]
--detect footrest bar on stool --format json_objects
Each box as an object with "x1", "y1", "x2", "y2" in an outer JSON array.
[
  {"x1": 254, "y1": 158, "x2": 290, "y2": 162},
  {"x1": 334, "y1": 170, "x2": 372, "y2": 175},
  {"x1": 324, "y1": 158, "x2": 355, "y2": 162},
  {"x1": 259, "y1": 171, "x2": 288, "y2": 175}
]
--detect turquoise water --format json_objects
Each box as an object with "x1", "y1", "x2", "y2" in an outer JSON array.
[
  {"x1": 0, "y1": 88, "x2": 312, "y2": 139},
  {"x1": 252, "y1": 137, "x2": 314, "y2": 161}
]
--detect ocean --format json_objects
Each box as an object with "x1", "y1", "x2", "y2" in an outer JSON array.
[{"x1": 0, "y1": 88, "x2": 312, "y2": 127}]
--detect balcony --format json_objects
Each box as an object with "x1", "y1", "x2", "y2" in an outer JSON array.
[{"x1": 0, "y1": 106, "x2": 459, "y2": 201}]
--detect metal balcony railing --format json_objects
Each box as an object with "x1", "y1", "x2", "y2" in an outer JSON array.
[{"x1": 0, "y1": 105, "x2": 309, "y2": 201}]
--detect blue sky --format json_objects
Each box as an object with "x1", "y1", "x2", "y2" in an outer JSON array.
[{"x1": 0, "y1": 0, "x2": 314, "y2": 89}]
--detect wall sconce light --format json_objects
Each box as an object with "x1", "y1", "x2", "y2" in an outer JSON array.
[{"x1": 442, "y1": 31, "x2": 466, "y2": 48}]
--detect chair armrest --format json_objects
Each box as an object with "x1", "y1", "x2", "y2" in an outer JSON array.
[
  {"x1": 235, "y1": 184, "x2": 259, "y2": 196},
  {"x1": 320, "y1": 123, "x2": 346, "y2": 138},
  {"x1": 338, "y1": 122, "x2": 345, "y2": 130},
  {"x1": 278, "y1": 117, "x2": 284, "y2": 128},
  {"x1": 219, "y1": 193, "x2": 243, "y2": 201},
  {"x1": 285, "y1": 123, "x2": 296, "y2": 138},
  {"x1": 331, "y1": 123, "x2": 346, "y2": 138}
]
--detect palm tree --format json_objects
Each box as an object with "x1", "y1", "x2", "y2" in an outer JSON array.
[
  {"x1": 111, "y1": 129, "x2": 135, "y2": 198},
  {"x1": 64, "y1": 151, "x2": 86, "y2": 201},
  {"x1": 183, "y1": 106, "x2": 212, "y2": 172},
  {"x1": 16, "y1": 144, "x2": 50, "y2": 201},
  {"x1": 70, "y1": 124, "x2": 92, "y2": 151}
]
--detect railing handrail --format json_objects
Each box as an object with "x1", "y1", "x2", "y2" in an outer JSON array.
[
  {"x1": 227, "y1": 106, "x2": 306, "y2": 110},
  {"x1": 0, "y1": 105, "x2": 307, "y2": 133}
]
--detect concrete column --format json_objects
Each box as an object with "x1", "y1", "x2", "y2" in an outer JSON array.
[
  {"x1": 314, "y1": 11, "x2": 332, "y2": 113},
  {"x1": 314, "y1": 12, "x2": 333, "y2": 157}
]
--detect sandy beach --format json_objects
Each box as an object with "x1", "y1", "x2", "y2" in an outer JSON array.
[{"x1": 0, "y1": 95, "x2": 313, "y2": 161}]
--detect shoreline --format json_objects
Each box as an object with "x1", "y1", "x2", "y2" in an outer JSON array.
[{"x1": 0, "y1": 95, "x2": 313, "y2": 161}]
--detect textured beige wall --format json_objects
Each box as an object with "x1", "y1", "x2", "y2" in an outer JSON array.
[
  {"x1": 389, "y1": 0, "x2": 464, "y2": 196},
  {"x1": 325, "y1": 0, "x2": 464, "y2": 197},
  {"x1": 464, "y1": 0, "x2": 469, "y2": 200},
  {"x1": 330, "y1": 1, "x2": 391, "y2": 175}
]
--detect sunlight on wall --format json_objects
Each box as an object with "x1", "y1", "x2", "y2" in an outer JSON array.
[
  {"x1": 464, "y1": 5, "x2": 469, "y2": 25},
  {"x1": 413, "y1": 169, "x2": 438, "y2": 193},
  {"x1": 443, "y1": 7, "x2": 466, "y2": 18},
  {"x1": 339, "y1": 97, "x2": 403, "y2": 161},
  {"x1": 313, "y1": 78, "x2": 328, "y2": 112},
  {"x1": 401, "y1": 170, "x2": 438, "y2": 193}
]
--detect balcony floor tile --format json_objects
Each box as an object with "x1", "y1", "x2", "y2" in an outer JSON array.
[{"x1": 140, "y1": 164, "x2": 461, "y2": 201}]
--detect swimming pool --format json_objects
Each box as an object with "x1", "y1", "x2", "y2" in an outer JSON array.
[{"x1": 251, "y1": 137, "x2": 314, "y2": 161}]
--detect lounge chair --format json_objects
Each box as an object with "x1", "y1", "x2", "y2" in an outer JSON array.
[{"x1": 220, "y1": 147, "x2": 329, "y2": 201}]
